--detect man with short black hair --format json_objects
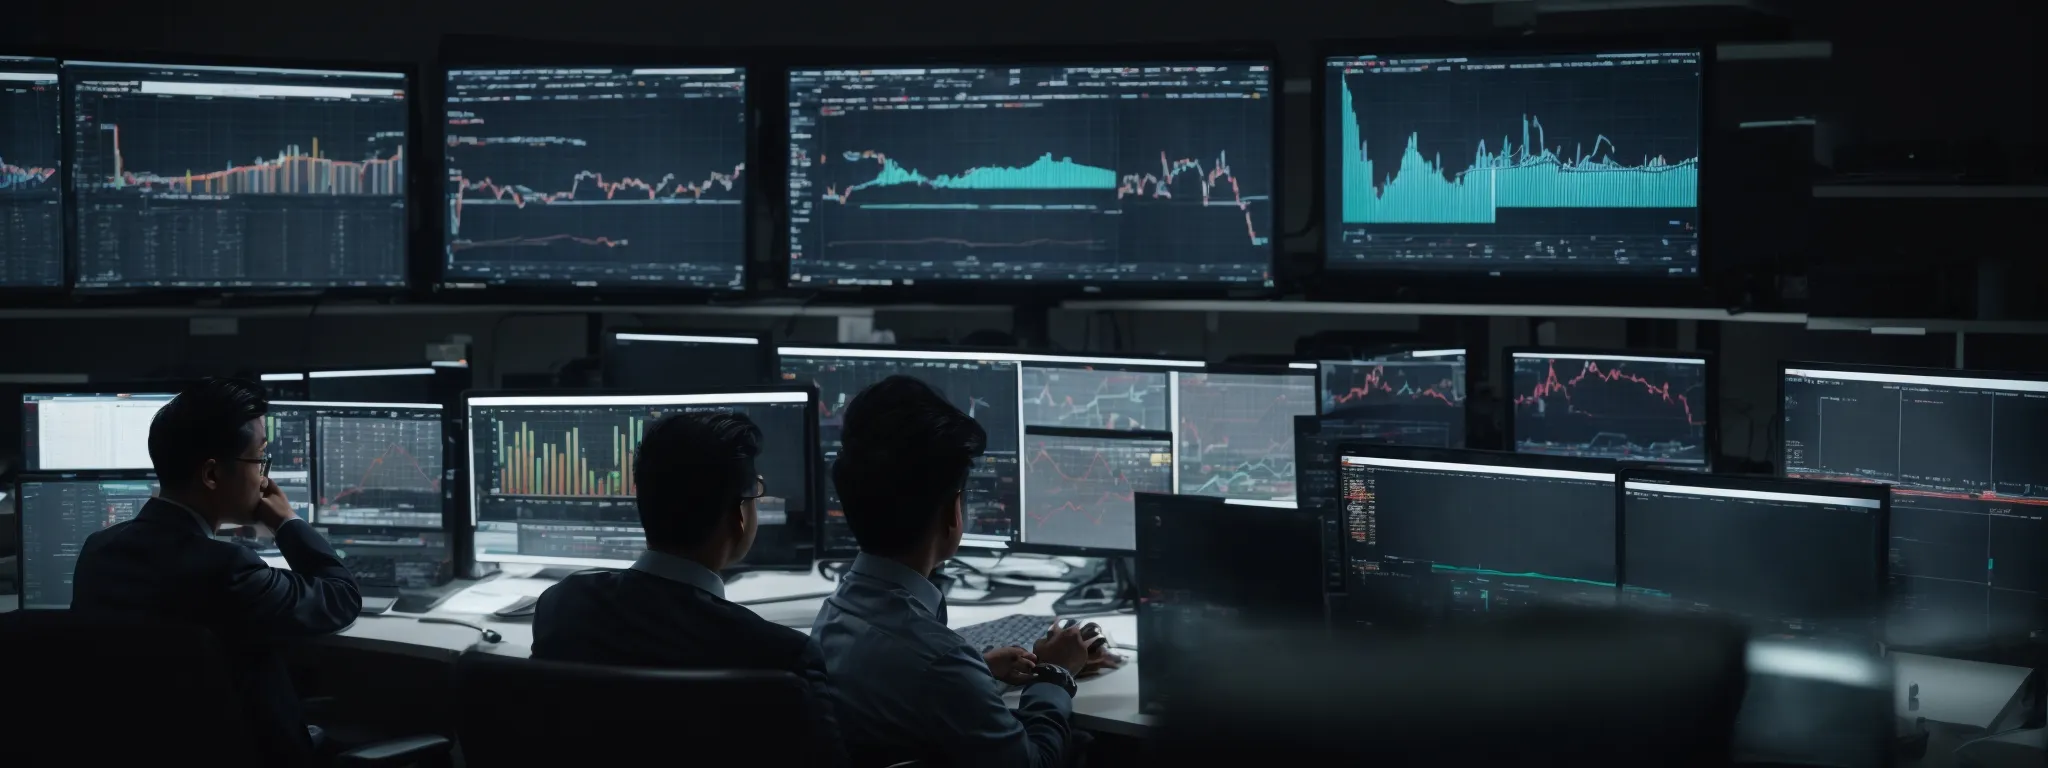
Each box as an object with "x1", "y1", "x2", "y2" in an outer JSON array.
[
  {"x1": 532, "y1": 411, "x2": 844, "y2": 764},
  {"x1": 814, "y1": 375, "x2": 1100, "y2": 768},
  {"x1": 72, "y1": 378, "x2": 362, "y2": 765}
]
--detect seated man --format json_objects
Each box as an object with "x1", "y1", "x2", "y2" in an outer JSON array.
[
  {"x1": 814, "y1": 375, "x2": 1101, "y2": 768},
  {"x1": 72, "y1": 378, "x2": 363, "y2": 766},
  {"x1": 532, "y1": 411, "x2": 843, "y2": 763}
]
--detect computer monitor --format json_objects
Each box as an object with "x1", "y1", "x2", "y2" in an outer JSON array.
[
  {"x1": 266, "y1": 401, "x2": 444, "y2": 528},
  {"x1": 1020, "y1": 354, "x2": 1204, "y2": 432},
  {"x1": 785, "y1": 58, "x2": 1275, "y2": 289},
  {"x1": 1316, "y1": 348, "x2": 1467, "y2": 448},
  {"x1": 605, "y1": 330, "x2": 774, "y2": 390},
  {"x1": 1508, "y1": 348, "x2": 1713, "y2": 466},
  {"x1": 1294, "y1": 416, "x2": 1393, "y2": 593},
  {"x1": 21, "y1": 389, "x2": 178, "y2": 471},
  {"x1": 1336, "y1": 445, "x2": 1619, "y2": 627},
  {"x1": 1135, "y1": 492, "x2": 1325, "y2": 715},
  {"x1": 258, "y1": 372, "x2": 311, "y2": 401},
  {"x1": 1015, "y1": 429, "x2": 1174, "y2": 555},
  {"x1": 1621, "y1": 470, "x2": 1889, "y2": 642},
  {"x1": 305, "y1": 364, "x2": 468, "y2": 404},
  {"x1": 0, "y1": 55, "x2": 63, "y2": 289},
  {"x1": 441, "y1": 65, "x2": 748, "y2": 289},
  {"x1": 16, "y1": 472, "x2": 158, "y2": 609},
  {"x1": 1779, "y1": 363, "x2": 2048, "y2": 650},
  {"x1": 66, "y1": 60, "x2": 409, "y2": 289},
  {"x1": 779, "y1": 347, "x2": 1024, "y2": 556},
  {"x1": 466, "y1": 388, "x2": 817, "y2": 569},
  {"x1": 1322, "y1": 47, "x2": 1702, "y2": 278},
  {"x1": 1173, "y1": 368, "x2": 1317, "y2": 501}
]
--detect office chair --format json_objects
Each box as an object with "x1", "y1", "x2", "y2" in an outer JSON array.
[
  {"x1": 452, "y1": 651, "x2": 839, "y2": 766},
  {"x1": 0, "y1": 610, "x2": 451, "y2": 767}
]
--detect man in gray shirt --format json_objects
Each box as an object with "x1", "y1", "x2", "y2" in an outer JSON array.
[{"x1": 813, "y1": 375, "x2": 1098, "y2": 768}]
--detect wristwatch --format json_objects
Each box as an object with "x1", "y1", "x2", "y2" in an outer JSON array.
[{"x1": 1029, "y1": 663, "x2": 1078, "y2": 697}]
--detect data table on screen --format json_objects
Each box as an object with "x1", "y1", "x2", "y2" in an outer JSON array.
[
  {"x1": 787, "y1": 62, "x2": 1274, "y2": 287},
  {"x1": 443, "y1": 67, "x2": 748, "y2": 289},
  {"x1": 0, "y1": 56, "x2": 63, "y2": 288}
]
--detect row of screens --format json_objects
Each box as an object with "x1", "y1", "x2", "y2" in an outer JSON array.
[{"x1": 0, "y1": 46, "x2": 1701, "y2": 292}]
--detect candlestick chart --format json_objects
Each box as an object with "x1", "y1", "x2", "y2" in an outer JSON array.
[
  {"x1": 1325, "y1": 50, "x2": 1701, "y2": 275},
  {"x1": 1510, "y1": 355, "x2": 1708, "y2": 463},
  {"x1": 1022, "y1": 434, "x2": 1173, "y2": 551},
  {"x1": 0, "y1": 60, "x2": 63, "y2": 287},
  {"x1": 443, "y1": 67, "x2": 748, "y2": 288},
  {"x1": 787, "y1": 63, "x2": 1274, "y2": 286},
  {"x1": 1319, "y1": 357, "x2": 1467, "y2": 448},
  {"x1": 1176, "y1": 372, "x2": 1317, "y2": 501}
]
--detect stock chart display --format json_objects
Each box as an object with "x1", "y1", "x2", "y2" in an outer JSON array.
[
  {"x1": 20, "y1": 478, "x2": 158, "y2": 609},
  {"x1": 1319, "y1": 352, "x2": 1467, "y2": 448},
  {"x1": 1021, "y1": 365, "x2": 1170, "y2": 432},
  {"x1": 1324, "y1": 50, "x2": 1700, "y2": 276},
  {"x1": 68, "y1": 61, "x2": 409, "y2": 289},
  {"x1": 0, "y1": 56, "x2": 62, "y2": 288},
  {"x1": 1337, "y1": 454, "x2": 1616, "y2": 627},
  {"x1": 1510, "y1": 352, "x2": 1709, "y2": 464},
  {"x1": 787, "y1": 62, "x2": 1274, "y2": 286},
  {"x1": 1020, "y1": 433, "x2": 1172, "y2": 552},
  {"x1": 263, "y1": 406, "x2": 317, "y2": 518},
  {"x1": 1781, "y1": 366, "x2": 2048, "y2": 647},
  {"x1": 443, "y1": 67, "x2": 748, "y2": 288},
  {"x1": 1175, "y1": 371, "x2": 1315, "y2": 501},
  {"x1": 316, "y1": 410, "x2": 443, "y2": 527},
  {"x1": 470, "y1": 395, "x2": 813, "y2": 566},
  {"x1": 781, "y1": 352, "x2": 1021, "y2": 552}
]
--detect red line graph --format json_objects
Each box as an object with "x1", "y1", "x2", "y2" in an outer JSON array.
[
  {"x1": 322, "y1": 443, "x2": 441, "y2": 506},
  {"x1": 1117, "y1": 150, "x2": 1265, "y2": 244},
  {"x1": 1784, "y1": 471, "x2": 2048, "y2": 508},
  {"x1": 1513, "y1": 358, "x2": 1704, "y2": 425},
  {"x1": 449, "y1": 233, "x2": 629, "y2": 252},
  {"x1": 101, "y1": 125, "x2": 404, "y2": 196},
  {"x1": 448, "y1": 165, "x2": 744, "y2": 235},
  {"x1": 1327, "y1": 364, "x2": 1461, "y2": 408},
  {"x1": 1024, "y1": 441, "x2": 1166, "y2": 527},
  {"x1": 823, "y1": 237, "x2": 1104, "y2": 249}
]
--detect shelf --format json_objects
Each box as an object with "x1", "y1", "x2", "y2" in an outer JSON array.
[{"x1": 1058, "y1": 299, "x2": 1809, "y2": 324}]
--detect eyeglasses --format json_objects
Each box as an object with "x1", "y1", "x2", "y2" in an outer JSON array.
[
  {"x1": 234, "y1": 457, "x2": 271, "y2": 477},
  {"x1": 740, "y1": 475, "x2": 766, "y2": 500}
]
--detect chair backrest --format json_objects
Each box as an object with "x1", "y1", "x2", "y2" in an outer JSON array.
[
  {"x1": 0, "y1": 610, "x2": 266, "y2": 765},
  {"x1": 453, "y1": 650, "x2": 832, "y2": 766}
]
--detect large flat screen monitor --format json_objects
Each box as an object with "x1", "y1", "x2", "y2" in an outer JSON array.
[
  {"x1": 21, "y1": 390, "x2": 178, "y2": 471},
  {"x1": 605, "y1": 330, "x2": 774, "y2": 390},
  {"x1": 785, "y1": 59, "x2": 1275, "y2": 289},
  {"x1": 1621, "y1": 470, "x2": 1888, "y2": 642},
  {"x1": 1316, "y1": 348, "x2": 1467, "y2": 448},
  {"x1": 67, "y1": 60, "x2": 409, "y2": 289},
  {"x1": 1780, "y1": 363, "x2": 2048, "y2": 650},
  {"x1": 1336, "y1": 445, "x2": 1618, "y2": 628},
  {"x1": 1323, "y1": 48, "x2": 1701, "y2": 278},
  {"x1": 466, "y1": 388, "x2": 817, "y2": 570},
  {"x1": 307, "y1": 365, "x2": 466, "y2": 404},
  {"x1": 0, "y1": 55, "x2": 62, "y2": 289},
  {"x1": 1173, "y1": 369, "x2": 1317, "y2": 502},
  {"x1": 16, "y1": 472, "x2": 158, "y2": 609},
  {"x1": 266, "y1": 401, "x2": 444, "y2": 528},
  {"x1": 1508, "y1": 348, "x2": 1712, "y2": 466},
  {"x1": 441, "y1": 65, "x2": 748, "y2": 289}
]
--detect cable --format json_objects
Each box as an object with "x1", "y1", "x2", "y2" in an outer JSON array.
[{"x1": 416, "y1": 616, "x2": 503, "y2": 644}]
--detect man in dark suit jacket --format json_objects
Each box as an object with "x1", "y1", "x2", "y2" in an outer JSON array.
[
  {"x1": 532, "y1": 411, "x2": 844, "y2": 764},
  {"x1": 72, "y1": 378, "x2": 362, "y2": 766}
]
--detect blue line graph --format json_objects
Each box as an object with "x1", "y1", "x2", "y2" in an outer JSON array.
[
  {"x1": 825, "y1": 150, "x2": 1116, "y2": 203},
  {"x1": 1432, "y1": 563, "x2": 1616, "y2": 589},
  {"x1": 0, "y1": 156, "x2": 57, "y2": 191},
  {"x1": 1338, "y1": 79, "x2": 1697, "y2": 225}
]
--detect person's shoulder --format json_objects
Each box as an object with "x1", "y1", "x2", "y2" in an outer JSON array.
[{"x1": 701, "y1": 591, "x2": 812, "y2": 653}]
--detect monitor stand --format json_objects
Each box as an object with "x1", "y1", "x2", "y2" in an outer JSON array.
[
  {"x1": 1052, "y1": 556, "x2": 1136, "y2": 615},
  {"x1": 940, "y1": 558, "x2": 1035, "y2": 605}
]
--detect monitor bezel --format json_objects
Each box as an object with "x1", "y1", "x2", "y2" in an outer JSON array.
[
  {"x1": 1309, "y1": 36, "x2": 1717, "y2": 307},
  {"x1": 1616, "y1": 468, "x2": 1891, "y2": 634},
  {"x1": 57, "y1": 52, "x2": 419, "y2": 299},
  {"x1": 1503, "y1": 346, "x2": 1718, "y2": 469},
  {"x1": 603, "y1": 327, "x2": 777, "y2": 389},
  {"x1": 13, "y1": 469, "x2": 161, "y2": 609},
  {"x1": 1008, "y1": 425, "x2": 1177, "y2": 558},
  {"x1": 461, "y1": 385, "x2": 819, "y2": 571},
  {"x1": 773, "y1": 43, "x2": 1285, "y2": 303},
  {"x1": 0, "y1": 54, "x2": 68, "y2": 297},
  {"x1": 431, "y1": 35, "x2": 758, "y2": 300}
]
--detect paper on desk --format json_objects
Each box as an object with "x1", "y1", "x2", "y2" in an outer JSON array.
[{"x1": 437, "y1": 579, "x2": 553, "y2": 615}]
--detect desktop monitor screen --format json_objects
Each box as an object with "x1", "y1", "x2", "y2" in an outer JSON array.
[
  {"x1": 1016, "y1": 430, "x2": 1174, "y2": 554},
  {"x1": 21, "y1": 391, "x2": 177, "y2": 471},
  {"x1": 779, "y1": 347, "x2": 1024, "y2": 555},
  {"x1": 1135, "y1": 492, "x2": 1325, "y2": 715},
  {"x1": 0, "y1": 56, "x2": 63, "y2": 289},
  {"x1": 1508, "y1": 349, "x2": 1712, "y2": 466},
  {"x1": 1322, "y1": 48, "x2": 1701, "y2": 278},
  {"x1": 1337, "y1": 446, "x2": 1618, "y2": 627},
  {"x1": 605, "y1": 331, "x2": 774, "y2": 390},
  {"x1": 67, "y1": 60, "x2": 409, "y2": 289},
  {"x1": 305, "y1": 366, "x2": 461, "y2": 404},
  {"x1": 1780, "y1": 363, "x2": 2048, "y2": 650},
  {"x1": 785, "y1": 60, "x2": 1275, "y2": 288},
  {"x1": 17, "y1": 474, "x2": 158, "y2": 609},
  {"x1": 1174, "y1": 369, "x2": 1317, "y2": 501},
  {"x1": 258, "y1": 372, "x2": 311, "y2": 401},
  {"x1": 1317, "y1": 348, "x2": 1467, "y2": 448},
  {"x1": 1621, "y1": 471, "x2": 1889, "y2": 642},
  {"x1": 266, "y1": 401, "x2": 444, "y2": 528},
  {"x1": 466, "y1": 388, "x2": 817, "y2": 569},
  {"x1": 1295, "y1": 416, "x2": 1396, "y2": 593},
  {"x1": 442, "y1": 66, "x2": 748, "y2": 289}
]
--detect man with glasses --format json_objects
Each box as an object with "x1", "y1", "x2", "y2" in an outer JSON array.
[
  {"x1": 72, "y1": 378, "x2": 362, "y2": 765},
  {"x1": 532, "y1": 411, "x2": 847, "y2": 764}
]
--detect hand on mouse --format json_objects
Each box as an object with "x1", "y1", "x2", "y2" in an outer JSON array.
[
  {"x1": 1032, "y1": 621, "x2": 1093, "y2": 672},
  {"x1": 1075, "y1": 622, "x2": 1125, "y2": 677}
]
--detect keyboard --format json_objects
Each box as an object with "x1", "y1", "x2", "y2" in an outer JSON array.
[{"x1": 956, "y1": 614, "x2": 1058, "y2": 654}]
